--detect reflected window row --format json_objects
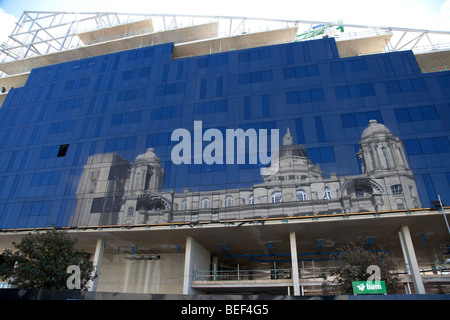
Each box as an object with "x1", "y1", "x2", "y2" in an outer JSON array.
[
  {"x1": 167, "y1": 182, "x2": 411, "y2": 213},
  {"x1": 180, "y1": 188, "x2": 334, "y2": 210}
]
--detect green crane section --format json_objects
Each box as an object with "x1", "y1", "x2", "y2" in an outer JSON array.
[{"x1": 296, "y1": 24, "x2": 344, "y2": 42}]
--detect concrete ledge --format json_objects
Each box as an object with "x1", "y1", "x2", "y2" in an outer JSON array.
[{"x1": 0, "y1": 22, "x2": 218, "y2": 76}]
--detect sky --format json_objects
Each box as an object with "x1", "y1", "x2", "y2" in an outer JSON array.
[{"x1": 0, "y1": 0, "x2": 449, "y2": 46}]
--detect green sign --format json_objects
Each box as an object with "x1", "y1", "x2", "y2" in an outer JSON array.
[{"x1": 352, "y1": 281, "x2": 387, "y2": 295}]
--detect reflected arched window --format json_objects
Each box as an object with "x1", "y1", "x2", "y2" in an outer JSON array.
[
  {"x1": 391, "y1": 184, "x2": 403, "y2": 195},
  {"x1": 397, "y1": 203, "x2": 405, "y2": 210},
  {"x1": 181, "y1": 200, "x2": 188, "y2": 211},
  {"x1": 225, "y1": 196, "x2": 233, "y2": 207},
  {"x1": 145, "y1": 170, "x2": 152, "y2": 190},
  {"x1": 134, "y1": 172, "x2": 141, "y2": 190},
  {"x1": 382, "y1": 147, "x2": 391, "y2": 169},
  {"x1": 323, "y1": 187, "x2": 332, "y2": 200},
  {"x1": 249, "y1": 194, "x2": 254, "y2": 205},
  {"x1": 296, "y1": 190, "x2": 307, "y2": 202},
  {"x1": 200, "y1": 198, "x2": 210, "y2": 209},
  {"x1": 271, "y1": 191, "x2": 282, "y2": 203},
  {"x1": 369, "y1": 148, "x2": 376, "y2": 170},
  {"x1": 127, "y1": 207, "x2": 134, "y2": 216}
]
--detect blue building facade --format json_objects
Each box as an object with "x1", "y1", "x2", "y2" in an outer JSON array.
[{"x1": 0, "y1": 37, "x2": 449, "y2": 229}]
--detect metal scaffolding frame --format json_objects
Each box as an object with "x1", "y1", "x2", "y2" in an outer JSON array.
[{"x1": 1, "y1": 11, "x2": 450, "y2": 67}]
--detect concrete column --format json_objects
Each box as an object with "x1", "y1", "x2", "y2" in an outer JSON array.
[
  {"x1": 183, "y1": 237, "x2": 211, "y2": 294},
  {"x1": 289, "y1": 232, "x2": 301, "y2": 296},
  {"x1": 398, "y1": 228, "x2": 412, "y2": 294},
  {"x1": 398, "y1": 225, "x2": 426, "y2": 294},
  {"x1": 212, "y1": 256, "x2": 219, "y2": 281},
  {"x1": 88, "y1": 239, "x2": 105, "y2": 291}
]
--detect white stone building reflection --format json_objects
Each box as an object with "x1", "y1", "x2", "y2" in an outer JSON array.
[{"x1": 70, "y1": 120, "x2": 421, "y2": 226}]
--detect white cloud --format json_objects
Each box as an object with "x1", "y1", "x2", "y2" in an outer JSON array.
[
  {"x1": 0, "y1": 8, "x2": 18, "y2": 46},
  {"x1": 441, "y1": 0, "x2": 450, "y2": 16}
]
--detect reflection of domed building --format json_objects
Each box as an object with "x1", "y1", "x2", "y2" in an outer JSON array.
[
  {"x1": 122, "y1": 148, "x2": 167, "y2": 225},
  {"x1": 70, "y1": 120, "x2": 421, "y2": 226},
  {"x1": 347, "y1": 119, "x2": 421, "y2": 212},
  {"x1": 359, "y1": 120, "x2": 411, "y2": 174}
]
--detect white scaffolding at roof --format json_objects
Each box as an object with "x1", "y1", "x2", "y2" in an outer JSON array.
[{"x1": 1, "y1": 11, "x2": 450, "y2": 72}]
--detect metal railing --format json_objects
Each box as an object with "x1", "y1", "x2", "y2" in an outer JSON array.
[
  {"x1": 194, "y1": 268, "x2": 293, "y2": 281},
  {"x1": 193, "y1": 262, "x2": 450, "y2": 283},
  {"x1": 193, "y1": 264, "x2": 338, "y2": 282}
]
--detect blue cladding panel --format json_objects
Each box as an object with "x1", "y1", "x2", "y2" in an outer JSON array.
[{"x1": 0, "y1": 38, "x2": 449, "y2": 229}]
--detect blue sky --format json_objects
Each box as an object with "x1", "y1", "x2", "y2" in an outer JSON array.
[{"x1": 0, "y1": 0, "x2": 449, "y2": 45}]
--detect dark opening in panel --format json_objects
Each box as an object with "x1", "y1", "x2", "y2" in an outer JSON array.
[{"x1": 57, "y1": 144, "x2": 69, "y2": 157}]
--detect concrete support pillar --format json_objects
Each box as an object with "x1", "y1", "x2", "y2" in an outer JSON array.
[
  {"x1": 88, "y1": 239, "x2": 105, "y2": 291},
  {"x1": 289, "y1": 232, "x2": 301, "y2": 296},
  {"x1": 398, "y1": 228, "x2": 412, "y2": 294},
  {"x1": 398, "y1": 225, "x2": 425, "y2": 294},
  {"x1": 212, "y1": 256, "x2": 219, "y2": 281},
  {"x1": 183, "y1": 237, "x2": 211, "y2": 294}
]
